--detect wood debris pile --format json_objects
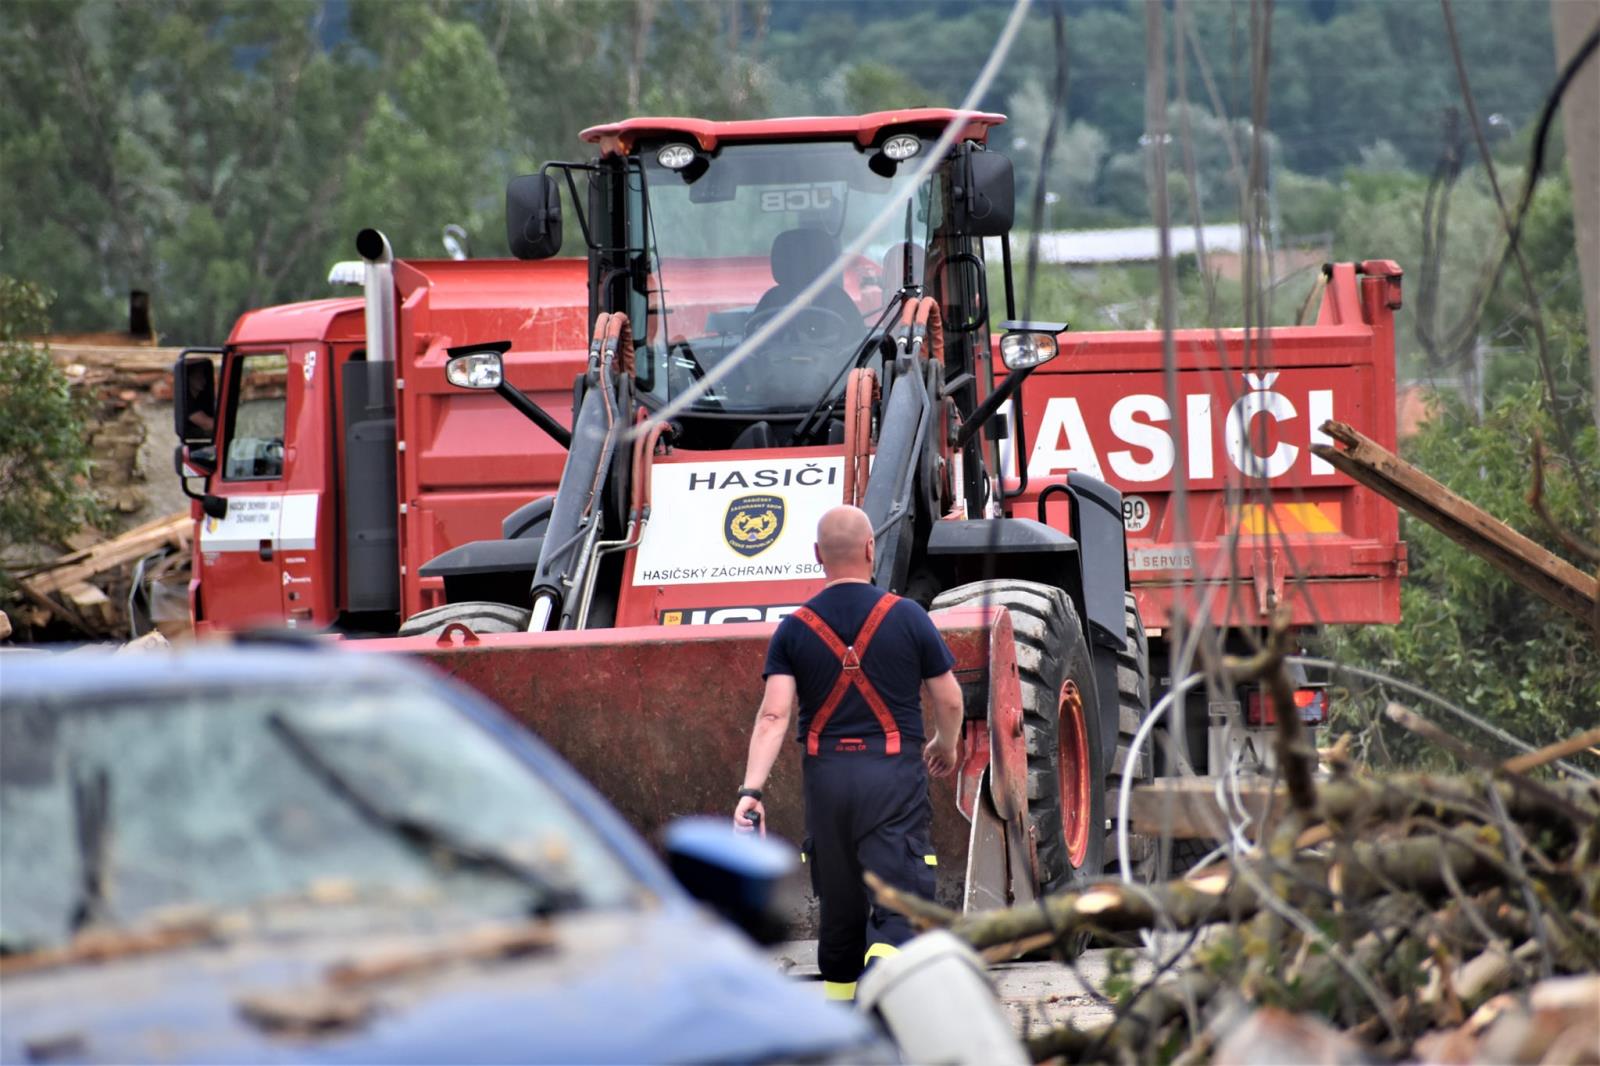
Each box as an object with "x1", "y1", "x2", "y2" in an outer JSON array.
[
  {"x1": 872, "y1": 733, "x2": 1600, "y2": 1064},
  {"x1": 5, "y1": 513, "x2": 191, "y2": 641},
  {"x1": 50, "y1": 340, "x2": 185, "y2": 516},
  {"x1": 50, "y1": 340, "x2": 180, "y2": 404}
]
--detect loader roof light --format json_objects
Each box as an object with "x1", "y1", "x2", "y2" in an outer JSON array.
[
  {"x1": 446, "y1": 350, "x2": 504, "y2": 390},
  {"x1": 657, "y1": 143, "x2": 697, "y2": 170},
  {"x1": 881, "y1": 134, "x2": 921, "y2": 161},
  {"x1": 998, "y1": 322, "x2": 1067, "y2": 371}
]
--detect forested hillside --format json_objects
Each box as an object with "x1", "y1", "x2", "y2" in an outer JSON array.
[{"x1": 0, "y1": 0, "x2": 1565, "y2": 347}]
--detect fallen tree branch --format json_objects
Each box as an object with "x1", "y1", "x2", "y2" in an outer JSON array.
[
  {"x1": 1502, "y1": 726, "x2": 1600, "y2": 775},
  {"x1": 1528, "y1": 430, "x2": 1600, "y2": 565},
  {"x1": 1384, "y1": 703, "x2": 1595, "y2": 823}
]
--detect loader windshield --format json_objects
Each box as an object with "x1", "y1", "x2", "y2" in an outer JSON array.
[{"x1": 633, "y1": 139, "x2": 939, "y2": 414}]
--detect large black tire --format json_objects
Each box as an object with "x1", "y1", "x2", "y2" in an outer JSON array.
[
  {"x1": 932, "y1": 580, "x2": 1105, "y2": 894},
  {"x1": 397, "y1": 601, "x2": 532, "y2": 638},
  {"x1": 1110, "y1": 591, "x2": 1155, "y2": 879}
]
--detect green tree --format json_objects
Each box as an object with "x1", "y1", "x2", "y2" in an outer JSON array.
[
  {"x1": 0, "y1": 277, "x2": 103, "y2": 556},
  {"x1": 1005, "y1": 79, "x2": 1108, "y2": 227},
  {"x1": 841, "y1": 62, "x2": 926, "y2": 113},
  {"x1": 0, "y1": 0, "x2": 517, "y2": 343}
]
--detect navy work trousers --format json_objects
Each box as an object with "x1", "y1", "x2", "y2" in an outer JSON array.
[{"x1": 802, "y1": 751, "x2": 938, "y2": 985}]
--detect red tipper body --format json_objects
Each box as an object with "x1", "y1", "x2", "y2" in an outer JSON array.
[
  {"x1": 1004, "y1": 261, "x2": 1406, "y2": 630},
  {"x1": 386, "y1": 258, "x2": 589, "y2": 621},
  {"x1": 194, "y1": 257, "x2": 1403, "y2": 637}
]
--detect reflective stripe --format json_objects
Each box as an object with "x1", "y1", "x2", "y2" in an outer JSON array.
[
  {"x1": 863, "y1": 942, "x2": 901, "y2": 965},
  {"x1": 823, "y1": 980, "x2": 857, "y2": 1001},
  {"x1": 924, "y1": 854, "x2": 938, "y2": 866}
]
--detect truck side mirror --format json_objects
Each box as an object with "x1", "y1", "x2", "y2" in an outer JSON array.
[
  {"x1": 173, "y1": 351, "x2": 218, "y2": 444},
  {"x1": 957, "y1": 151, "x2": 1014, "y2": 238},
  {"x1": 507, "y1": 174, "x2": 563, "y2": 260},
  {"x1": 173, "y1": 443, "x2": 227, "y2": 518}
]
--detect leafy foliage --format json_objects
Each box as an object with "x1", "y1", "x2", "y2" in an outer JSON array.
[
  {"x1": 0, "y1": 278, "x2": 104, "y2": 555},
  {"x1": 1328, "y1": 386, "x2": 1600, "y2": 766}
]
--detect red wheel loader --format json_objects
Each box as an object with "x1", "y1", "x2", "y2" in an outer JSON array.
[
  {"x1": 373, "y1": 110, "x2": 1138, "y2": 907},
  {"x1": 173, "y1": 109, "x2": 1405, "y2": 908}
]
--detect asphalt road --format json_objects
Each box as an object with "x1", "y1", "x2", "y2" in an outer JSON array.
[{"x1": 770, "y1": 940, "x2": 1156, "y2": 1034}]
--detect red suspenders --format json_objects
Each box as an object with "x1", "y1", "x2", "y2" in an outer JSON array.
[{"x1": 791, "y1": 594, "x2": 902, "y2": 756}]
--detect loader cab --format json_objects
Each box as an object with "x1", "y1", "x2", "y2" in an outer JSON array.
[{"x1": 509, "y1": 112, "x2": 1016, "y2": 503}]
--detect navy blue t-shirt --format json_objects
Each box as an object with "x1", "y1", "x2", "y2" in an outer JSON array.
[{"x1": 764, "y1": 583, "x2": 956, "y2": 755}]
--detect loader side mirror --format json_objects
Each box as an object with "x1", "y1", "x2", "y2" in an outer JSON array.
[
  {"x1": 507, "y1": 174, "x2": 563, "y2": 259},
  {"x1": 956, "y1": 151, "x2": 1014, "y2": 238},
  {"x1": 446, "y1": 349, "x2": 505, "y2": 389},
  {"x1": 998, "y1": 321, "x2": 1067, "y2": 370},
  {"x1": 661, "y1": 817, "x2": 798, "y2": 946},
  {"x1": 173, "y1": 352, "x2": 218, "y2": 444}
]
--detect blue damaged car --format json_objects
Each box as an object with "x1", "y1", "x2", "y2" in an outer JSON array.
[{"x1": 0, "y1": 647, "x2": 890, "y2": 1064}]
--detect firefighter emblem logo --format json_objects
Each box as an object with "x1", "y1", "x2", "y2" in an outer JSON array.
[{"x1": 724, "y1": 494, "x2": 784, "y2": 557}]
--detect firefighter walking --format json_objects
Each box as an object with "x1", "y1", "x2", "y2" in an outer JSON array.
[{"x1": 734, "y1": 505, "x2": 964, "y2": 1001}]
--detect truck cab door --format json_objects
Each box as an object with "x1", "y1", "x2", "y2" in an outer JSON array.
[{"x1": 197, "y1": 344, "x2": 335, "y2": 630}]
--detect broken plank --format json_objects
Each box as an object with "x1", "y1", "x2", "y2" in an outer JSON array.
[
  {"x1": 61, "y1": 582, "x2": 114, "y2": 628},
  {"x1": 21, "y1": 514, "x2": 189, "y2": 596},
  {"x1": 1313, "y1": 421, "x2": 1597, "y2": 629}
]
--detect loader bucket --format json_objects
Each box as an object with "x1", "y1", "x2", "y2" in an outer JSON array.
[{"x1": 350, "y1": 606, "x2": 1036, "y2": 910}]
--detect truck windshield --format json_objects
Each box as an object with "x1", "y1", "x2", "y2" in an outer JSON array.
[{"x1": 634, "y1": 139, "x2": 938, "y2": 415}]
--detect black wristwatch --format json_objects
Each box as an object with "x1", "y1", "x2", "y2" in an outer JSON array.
[{"x1": 737, "y1": 787, "x2": 763, "y2": 801}]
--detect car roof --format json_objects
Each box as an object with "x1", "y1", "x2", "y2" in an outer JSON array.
[{"x1": 0, "y1": 643, "x2": 433, "y2": 703}]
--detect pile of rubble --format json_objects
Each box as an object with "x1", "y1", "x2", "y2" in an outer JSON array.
[
  {"x1": 52, "y1": 338, "x2": 181, "y2": 517},
  {"x1": 4, "y1": 333, "x2": 190, "y2": 642}
]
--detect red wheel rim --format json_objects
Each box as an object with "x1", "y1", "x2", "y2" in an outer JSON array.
[{"x1": 1057, "y1": 680, "x2": 1092, "y2": 868}]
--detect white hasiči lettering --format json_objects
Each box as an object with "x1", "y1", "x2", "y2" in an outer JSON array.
[
  {"x1": 1025, "y1": 382, "x2": 1335, "y2": 484},
  {"x1": 1107, "y1": 394, "x2": 1173, "y2": 483},
  {"x1": 1308, "y1": 389, "x2": 1335, "y2": 475},
  {"x1": 1027, "y1": 398, "x2": 1105, "y2": 479},
  {"x1": 1226, "y1": 373, "x2": 1298, "y2": 479},
  {"x1": 1186, "y1": 394, "x2": 1214, "y2": 479}
]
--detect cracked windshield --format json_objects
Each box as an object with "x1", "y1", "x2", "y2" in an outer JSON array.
[
  {"x1": 636, "y1": 139, "x2": 937, "y2": 413},
  {"x1": 0, "y1": 684, "x2": 635, "y2": 952}
]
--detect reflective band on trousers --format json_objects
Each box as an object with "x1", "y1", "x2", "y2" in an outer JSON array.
[
  {"x1": 823, "y1": 980, "x2": 857, "y2": 1001},
  {"x1": 863, "y1": 942, "x2": 901, "y2": 965}
]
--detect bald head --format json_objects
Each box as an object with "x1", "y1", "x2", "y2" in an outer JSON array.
[{"x1": 814, "y1": 505, "x2": 875, "y2": 580}]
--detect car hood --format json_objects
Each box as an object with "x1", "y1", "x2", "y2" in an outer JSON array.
[{"x1": 0, "y1": 905, "x2": 881, "y2": 1064}]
